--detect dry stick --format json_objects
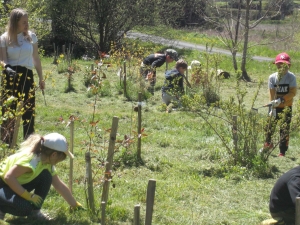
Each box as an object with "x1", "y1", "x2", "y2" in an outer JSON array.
[
  {"x1": 145, "y1": 179, "x2": 156, "y2": 225},
  {"x1": 101, "y1": 201, "x2": 106, "y2": 225},
  {"x1": 101, "y1": 116, "x2": 119, "y2": 213},
  {"x1": 123, "y1": 61, "x2": 126, "y2": 97},
  {"x1": 69, "y1": 119, "x2": 74, "y2": 193},
  {"x1": 10, "y1": 101, "x2": 23, "y2": 149},
  {"x1": 296, "y1": 197, "x2": 300, "y2": 225},
  {"x1": 85, "y1": 151, "x2": 95, "y2": 213},
  {"x1": 137, "y1": 92, "x2": 142, "y2": 159},
  {"x1": 134, "y1": 204, "x2": 140, "y2": 225}
]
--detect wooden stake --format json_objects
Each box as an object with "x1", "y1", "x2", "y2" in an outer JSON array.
[
  {"x1": 123, "y1": 61, "x2": 127, "y2": 97},
  {"x1": 137, "y1": 92, "x2": 142, "y2": 159},
  {"x1": 134, "y1": 204, "x2": 140, "y2": 225},
  {"x1": 101, "y1": 116, "x2": 119, "y2": 203},
  {"x1": 69, "y1": 119, "x2": 74, "y2": 193},
  {"x1": 101, "y1": 201, "x2": 106, "y2": 225},
  {"x1": 145, "y1": 179, "x2": 156, "y2": 225},
  {"x1": 85, "y1": 152, "x2": 95, "y2": 213},
  {"x1": 296, "y1": 197, "x2": 300, "y2": 224}
]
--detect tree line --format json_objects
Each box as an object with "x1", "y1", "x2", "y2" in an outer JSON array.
[{"x1": 0, "y1": 0, "x2": 296, "y2": 80}]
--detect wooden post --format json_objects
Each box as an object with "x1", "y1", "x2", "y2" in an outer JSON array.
[
  {"x1": 53, "y1": 43, "x2": 57, "y2": 64},
  {"x1": 186, "y1": 62, "x2": 189, "y2": 95},
  {"x1": 85, "y1": 152, "x2": 95, "y2": 213},
  {"x1": 232, "y1": 115, "x2": 238, "y2": 152},
  {"x1": 145, "y1": 179, "x2": 156, "y2": 225},
  {"x1": 118, "y1": 67, "x2": 122, "y2": 86},
  {"x1": 296, "y1": 197, "x2": 300, "y2": 224},
  {"x1": 134, "y1": 204, "x2": 140, "y2": 225},
  {"x1": 101, "y1": 116, "x2": 119, "y2": 203},
  {"x1": 123, "y1": 61, "x2": 126, "y2": 97},
  {"x1": 137, "y1": 92, "x2": 142, "y2": 159},
  {"x1": 10, "y1": 101, "x2": 23, "y2": 149},
  {"x1": 101, "y1": 201, "x2": 106, "y2": 225},
  {"x1": 69, "y1": 119, "x2": 74, "y2": 193}
]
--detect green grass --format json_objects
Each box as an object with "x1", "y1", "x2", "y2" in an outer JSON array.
[
  {"x1": 2, "y1": 43, "x2": 300, "y2": 225},
  {"x1": 134, "y1": 13, "x2": 300, "y2": 60}
]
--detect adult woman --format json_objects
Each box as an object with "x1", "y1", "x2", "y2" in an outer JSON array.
[
  {"x1": 0, "y1": 8, "x2": 45, "y2": 144},
  {"x1": 0, "y1": 132, "x2": 83, "y2": 221}
]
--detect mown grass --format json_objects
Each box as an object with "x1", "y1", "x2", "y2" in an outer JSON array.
[{"x1": 1, "y1": 40, "x2": 300, "y2": 225}]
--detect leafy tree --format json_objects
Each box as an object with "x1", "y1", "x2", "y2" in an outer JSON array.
[
  {"x1": 157, "y1": 0, "x2": 206, "y2": 27},
  {"x1": 46, "y1": 0, "x2": 154, "y2": 55},
  {"x1": 201, "y1": 0, "x2": 294, "y2": 81}
]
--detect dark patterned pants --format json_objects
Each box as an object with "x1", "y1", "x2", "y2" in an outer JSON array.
[{"x1": 0, "y1": 169, "x2": 52, "y2": 216}]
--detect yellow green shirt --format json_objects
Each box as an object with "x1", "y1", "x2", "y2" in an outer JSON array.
[{"x1": 0, "y1": 151, "x2": 57, "y2": 184}]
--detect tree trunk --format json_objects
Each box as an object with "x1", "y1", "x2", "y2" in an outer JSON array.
[
  {"x1": 240, "y1": 0, "x2": 251, "y2": 82},
  {"x1": 232, "y1": 51, "x2": 238, "y2": 71}
]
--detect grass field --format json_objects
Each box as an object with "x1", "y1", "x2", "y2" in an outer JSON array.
[{"x1": 1, "y1": 35, "x2": 300, "y2": 225}]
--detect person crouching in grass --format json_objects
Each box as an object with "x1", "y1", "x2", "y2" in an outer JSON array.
[
  {"x1": 0, "y1": 133, "x2": 84, "y2": 221},
  {"x1": 161, "y1": 59, "x2": 188, "y2": 107}
]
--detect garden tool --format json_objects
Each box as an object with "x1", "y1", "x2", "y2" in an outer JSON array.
[
  {"x1": 252, "y1": 103, "x2": 272, "y2": 112},
  {"x1": 42, "y1": 89, "x2": 47, "y2": 106}
]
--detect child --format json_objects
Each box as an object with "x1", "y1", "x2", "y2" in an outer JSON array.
[
  {"x1": 0, "y1": 132, "x2": 83, "y2": 221},
  {"x1": 188, "y1": 60, "x2": 202, "y2": 85},
  {"x1": 262, "y1": 52, "x2": 297, "y2": 157},
  {"x1": 161, "y1": 59, "x2": 188, "y2": 106},
  {"x1": 140, "y1": 49, "x2": 178, "y2": 93}
]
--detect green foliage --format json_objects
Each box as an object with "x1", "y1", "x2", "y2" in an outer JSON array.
[{"x1": 182, "y1": 76, "x2": 275, "y2": 175}]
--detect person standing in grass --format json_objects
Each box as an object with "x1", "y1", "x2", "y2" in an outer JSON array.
[
  {"x1": 161, "y1": 59, "x2": 188, "y2": 106},
  {"x1": 262, "y1": 52, "x2": 297, "y2": 157},
  {"x1": 0, "y1": 8, "x2": 45, "y2": 144},
  {"x1": 140, "y1": 49, "x2": 178, "y2": 94},
  {"x1": 0, "y1": 133, "x2": 84, "y2": 221}
]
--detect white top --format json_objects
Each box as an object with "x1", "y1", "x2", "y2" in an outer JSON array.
[{"x1": 0, "y1": 31, "x2": 38, "y2": 70}]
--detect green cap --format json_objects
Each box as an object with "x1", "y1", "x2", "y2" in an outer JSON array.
[{"x1": 165, "y1": 49, "x2": 178, "y2": 61}]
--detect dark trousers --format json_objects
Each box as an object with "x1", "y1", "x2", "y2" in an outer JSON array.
[
  {"x1": 271, "y1": 207, "x2": 295, "y2": 224},
  {"x1": 265, "y1": 106, "x2": 292, "y2": 154},
  {"x1": 1, "y1": 66, "x2": 35, "y2": 144},
  {"x1": 0, "y1": 169, "x2": 52, "y2": 216}
]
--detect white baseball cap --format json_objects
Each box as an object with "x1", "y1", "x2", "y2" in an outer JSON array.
[{"x1": 42, "y1": 133, "x2": 74, "y2": 159}]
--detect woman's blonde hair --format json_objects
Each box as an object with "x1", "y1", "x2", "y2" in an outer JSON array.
[
  {"x1": 19, "y1": 134, "x2": 67, "y2": 162},
  {"x1": 6, "y1": 8, "x2": 31, "y2": 45}
]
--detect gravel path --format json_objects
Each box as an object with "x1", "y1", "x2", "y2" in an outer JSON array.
[{"x1": 126, "y1": 31, "x2": 273, "y2": 62}]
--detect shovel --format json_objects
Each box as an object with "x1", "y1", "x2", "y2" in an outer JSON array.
[{"x1": 252, "y1": 103, "x2": 272, "y2": 112}]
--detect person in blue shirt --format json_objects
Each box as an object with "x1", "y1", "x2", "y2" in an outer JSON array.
[{"x1": 161, "y1": 59, "x2": 188, "y2": 106}]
